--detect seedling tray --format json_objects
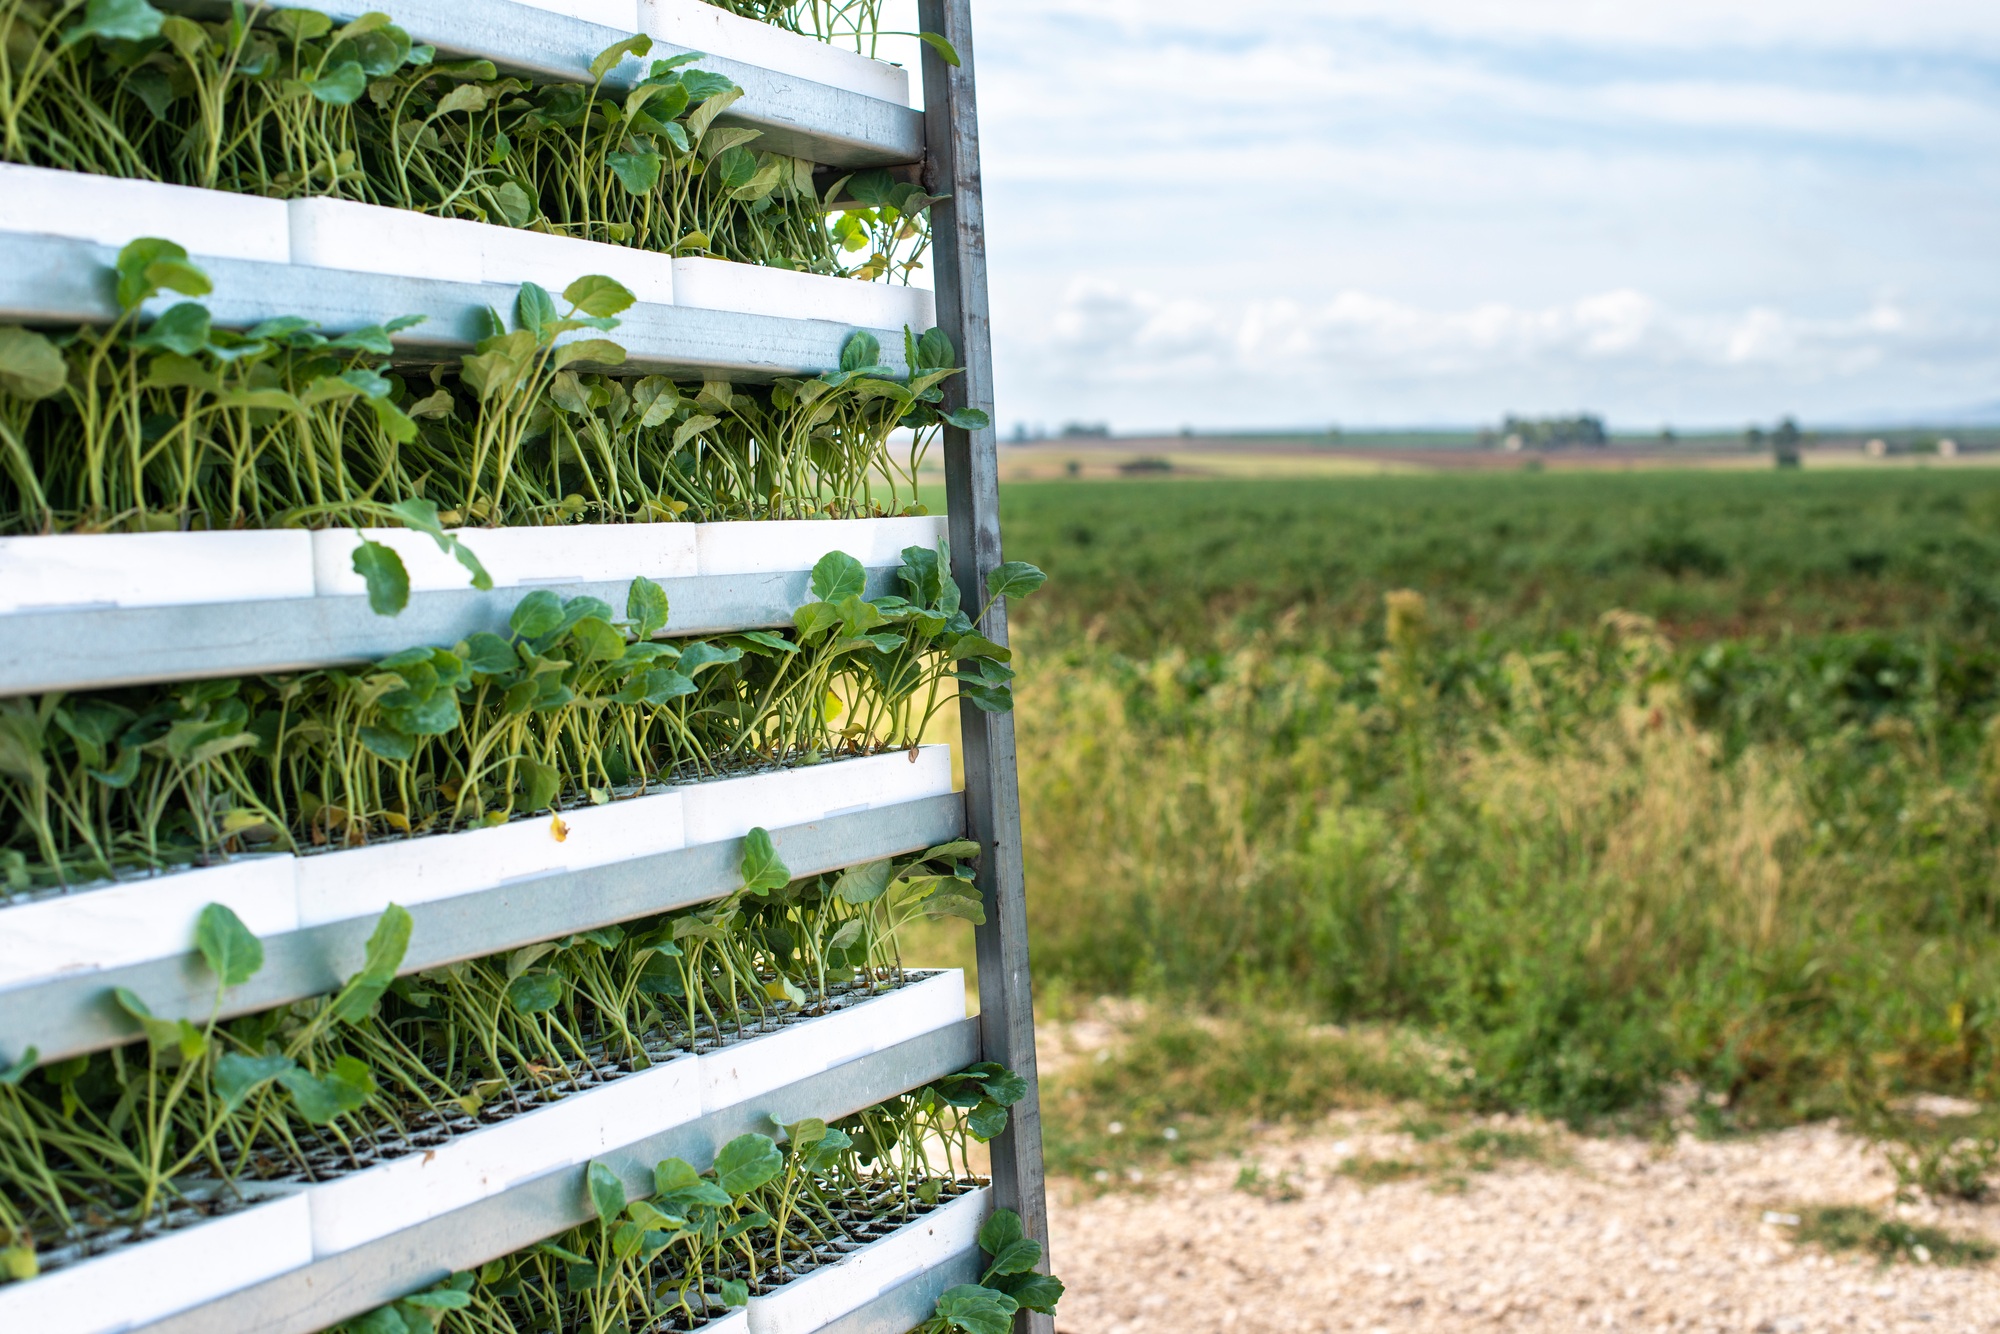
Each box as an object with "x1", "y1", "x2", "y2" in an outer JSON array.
[
  {"x1": 637, "y1": 0, "x2": 911, "y2": 104},
  {"x1": 0, "y1": 749, "x2": 949, "y2": 996},
  {"x1": 744, "y1": 1184, "x2": 988, "y2": 1334},
  {"x1": 0, "y1": 855, "x2": 297, "y2": 992},
  {"x1": 0, "y1": 162, "x2": 289, "y2": 265},
  {"x1": 672, "y1": 257, "x2": 934, "y2": 331},
  {"x1": 2, "y1": 790, "x2": 964, "y2": 1067},
  {"x1": 699, "y1": 969, "x2": 967, "y2": 1113},
  {"x1": 0, "y1": 1186, "x2": 310, "y2": 1334}
]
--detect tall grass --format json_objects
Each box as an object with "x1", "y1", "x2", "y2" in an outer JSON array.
[{"x1": 1000, "y1": 472, "x2": 2000, "y2": 1126}]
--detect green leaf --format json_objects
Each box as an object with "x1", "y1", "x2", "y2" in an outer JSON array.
[
  {"x1": 589, "y1": 31, "x2": 651, "y2": 81},
  {"x1": 565, "y1": 275, "x2": 637, "y2": 318},
  {"x1": 194, "y1": 902, "x2": 263, "y2": 989},
  {"x1": 492, "y1": 181, "x2": 534, "y2": 228},
  {"x1": 832, "y1": 859, "x2": 893, "y2": 904},
  {"x1": 329, "y1": 904, "x2": 414, "y2": 1025},
  {"x1": 740, "y1": 826, "x2": 789, "y2": 894},
  {"x1": 605, "y1": 148, "x2": 662, "y2": 196},
  {"x1": 966, "y1": 1097, "x2": 1009, "y2": 1142},
  {"x1": 462, "y1": 632, "x2": 516, "y2": 675},
  {"x1": 985, "y1": 561, "x2": 1046, "y2": 601},
  {"x1": 115, "y1": 237, "x2": 206, "y2": 311},
  {"x1": 626, "y1": 578, "x2": 669, "y2": 639},
  {"x1": 516, "y1": 755, "x2": 560, "y2": 811},
  {"x1": 63, "y1": 0, "x2": 164, "y2": 46},
  {"x1": 586, "y1": 1160, "x2": 626, "y2": 1223},
  {"x1": 352, "y1": 538, "x2": 411, "y2": 616},
  {"x1": 994, "y1": 1271, "x2": 1065, "y2": 1315},
  {"x1": 917, "y1": 30, "x2": 962, "y2": 67},
  {"x1": 212, "y1": 1050, "x2": 296, "y2": 1111},
  {"x1": 0, "y1": 1048, "x2": 39, "y2": 1086},
  {"x1": 506, "y1": 972, "x2": 563, "y2": 1014},
  {"x1": 839, "y1": 330, "x2": 881, "y2": 373},
  {"x1": 931, "y1": 1284, "x2": 1016, "y2": 1334},
  {"x1": 279, "y1": 1054, "x2": 376, "y2": 1123},
  {"x1": 985, "y1": 1235, "x2": 1041, "y2": 1276},
  {"x1": 357, "y1": 724, "x2": 415, "y2": 761},
  {"x1": 113, "y1": 987, "x2": 191, "y2": 1057},
  {"x1": 552, "y1": 337, "x2": 626, "y2": 371},
  {"x1": 719, "y1": 1278, "x2": 748, "y2": 1308},
  {"x1": 510, "y1": 588, "x2": 566, "y2": 638},
  {"x1": 516, "y1": 282, "x2": 558, "y2": 339},
  {"x1": 919, "y1": 840, "x2": 981, "y2": 863},
  {"x1": 134, "y1": 302, "x2": 212, "y2": 356},
  {"x1": 0, "y1": 327, "x2": 66, "y2": 399},
  {"x1": 977, "y1": 1209, "x2": 1027, "y2": 1260},
  {"x1": 713, "y1": 1133, "x2": 782, "y2": 1196},
  {"x1": 811, "y1": 550, "x2": 866, "y2": 603},
  {"x1": 401, "y1": 1288, "x2": 472, "y2": 1310},
  {"x1": 303, "y1": 61, "x2": 367, "y2": 105}
]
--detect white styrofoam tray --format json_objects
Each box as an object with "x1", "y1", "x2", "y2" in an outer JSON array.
[
  {"x1": 747, "y1": 1186, "x2": 989, "y2": 1334},
  {"x1": 308, "y1": 1053, "x2": 700, "y2": 1255},
  {"x1": 0, "y1": 530, "x2": 315, "y2": 615},
  {"x1": 0, "y1": 1190, "x2": 310, "y2": 1334},
  {"x1": 296, "y1": 746, "x2": 950, "y2": 928},
  {"x1": 672, "y1": 257, "x2": 933, "y2": 331},
  {"x1": 679, "y1": 745, "x2": 952, "y2": 846},
  {"x1": 287, "y1": 197, "x2": 676, "y2": 305},
  {"x1": 310, "y1": 523, "x2": 698, "y2": 597},
  {"x1": 639, "y1": 0, "x2": 910, "y2": 105},
  {"x1": 701, "y1": 969, "x2": 965, "y2": 1114},
  {"x1": 0, "y1": 162, "x2": 289, "y2": 264},
  {"x1": 507, "y1": 0, "x2": 637, "y2": 31},
  {"x1": 693, "y1": 515, "x2": 945, "y2": 578},
  {"x1": 293, "y1": 788, "x2": 686, "y2": 928},
  {"x1": 0, "y1": 856, "x2": 298, "y2": 993}
]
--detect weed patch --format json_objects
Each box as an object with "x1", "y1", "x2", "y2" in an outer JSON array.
[{"x1": 1794, "y1": 1206, "x2": 1996, "y2": 1267}]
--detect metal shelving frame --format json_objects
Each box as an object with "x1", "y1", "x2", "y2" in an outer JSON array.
[{"x1": 0, "y1": 1, "x2": 1051, "y2": 1329}]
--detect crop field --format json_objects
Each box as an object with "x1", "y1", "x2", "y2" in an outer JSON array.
[{"x1": 990, "y1": 468, "x2": 2000, "y2": 1134}]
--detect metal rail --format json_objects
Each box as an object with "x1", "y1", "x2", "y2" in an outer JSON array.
[
  {"x1": 920, "y1": 5, "x2": 1056, "y2": 1331},
  {"x1": 0, "y1": 233, "x2": 914, "y2": 378},
  {"x1": 0, "y1": 566, "x2": 905, "y2": 696},
  {"x1": 172, "y1": 0, "x2": 923, "y2": 168},
  {"x1": 0, "y1": 793, "x2": 964, "y2": 1067},
  {"x1": 134, "y1": 1017, "x2": 982, "y2": 1334},
  {"x1": 813, "y1": 1244, "x2": 985, "y2": 1334}
]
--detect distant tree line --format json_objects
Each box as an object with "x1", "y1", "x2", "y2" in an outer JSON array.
[{"x1": 1485, "y1": 414, "x2": 1608, "y2": 450}]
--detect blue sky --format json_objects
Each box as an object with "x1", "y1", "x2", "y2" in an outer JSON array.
[{"x1": 954, "y1": 0, "x2": 2000, "y2": 433}]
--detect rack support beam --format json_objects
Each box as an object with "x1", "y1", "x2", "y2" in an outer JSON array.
[{"x1": 920, "y1": 5, "x2": 1055, "y2": 1330}]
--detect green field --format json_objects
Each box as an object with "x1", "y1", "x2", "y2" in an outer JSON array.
[{"x1": 991, "y1": 470, "x2": 2000, "y2": 1134}]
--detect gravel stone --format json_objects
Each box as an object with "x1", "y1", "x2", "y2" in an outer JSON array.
[{"x1": 1047, "y1": 1116, "x2": 2000, "y2": 1332}]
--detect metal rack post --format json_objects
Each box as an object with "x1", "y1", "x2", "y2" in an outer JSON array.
[{"x1": 919, "y1": 3, "x2": 1056, "y2": 1328}]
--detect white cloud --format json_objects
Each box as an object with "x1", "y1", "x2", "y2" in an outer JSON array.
[
  {"x1": 1003, "y1": 281, "x2": 1997, "y2": 429},
  {"x1": 972, "y1": 2, "x2": 2000, "y2": 428}
]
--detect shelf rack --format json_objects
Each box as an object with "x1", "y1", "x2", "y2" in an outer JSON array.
[
  {"x1": 0, "y1": 564, "x2": 908, "y2": 695},
  {"x1": 0, "y1": 1, "x2": 1051, "y2": 1330}
]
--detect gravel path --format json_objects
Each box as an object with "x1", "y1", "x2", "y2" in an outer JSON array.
[{"x1": 1046, "y1": 1115, "x2": 2000, "y2": 1333}]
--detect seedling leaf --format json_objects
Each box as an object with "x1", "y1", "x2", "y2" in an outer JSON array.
[
  {"x1": 194, "y1": 902, "x2": 264, "y2": 989},
  {"x1": 918, "y1": 31, "x2": 961, "y2": 67},
  {"x1": 587, "y1": 1160, "x2": 627, "y2": 1222},
  {"x1": 740, "y1": 826, "x2": 789, "y2": 894},
  {"x1": 0, "y1": 327, "x2": 66, "y2": 399},
  {"x1": 353, "y1": 538, "x2": 411, "y2": 616},
  {"x1": 329, "y1": 904, "x2": 414, "y2": 1025},
  {"x1": 811, "y1": 550, "x2": 866, "y2": 602},
  {"x1": 713, "y1": 1134, "x2": 782, "y2": 1196},
  {"x1": 986, "y1": 561, "x2": 1046, "y2": 601}
]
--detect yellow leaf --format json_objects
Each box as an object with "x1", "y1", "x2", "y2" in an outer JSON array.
[{"x1": 550, "y1": 814, "x2": 569, "y2": 842}]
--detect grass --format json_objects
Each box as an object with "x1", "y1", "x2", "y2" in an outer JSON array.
[
  {"x1": 970, "y1": 469, "x2": 2000, "y2": 1139},
  {"x1": 1794, "y1": 1205, "x2": 1997, "y2": 1266}
]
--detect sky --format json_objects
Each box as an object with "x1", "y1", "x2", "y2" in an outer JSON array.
[{"x1": 942, "y1": 0, "x2": 2000, "y2": 434}]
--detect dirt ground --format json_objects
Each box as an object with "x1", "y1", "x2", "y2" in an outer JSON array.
[{"x1": 1045, "y1": 1113, "x2": 2000, "y2": 1333}]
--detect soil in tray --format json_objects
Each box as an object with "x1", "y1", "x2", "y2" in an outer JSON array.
[
  {"x1": 649, "y1": 1178, "x2": 982, "y2": 1317},
  {"x1": 3, "y1": 976, "x2": 931, "y2": 1281}
]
